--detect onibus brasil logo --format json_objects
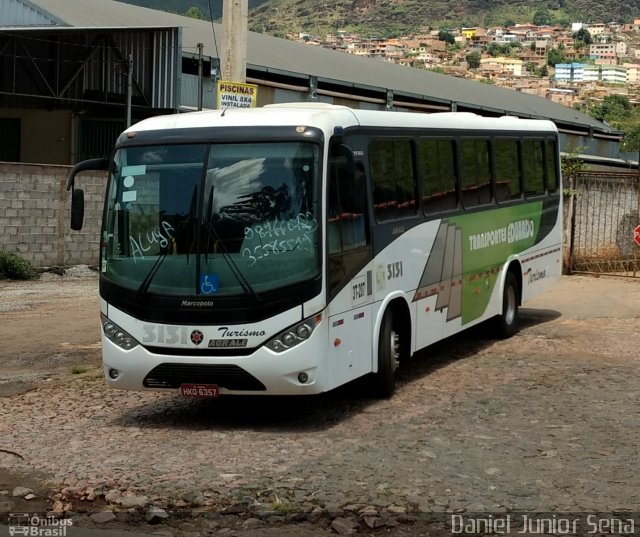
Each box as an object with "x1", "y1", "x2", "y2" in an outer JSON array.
[{"x1": 8, "y1": 513, "x2": 73, "y2": 536}]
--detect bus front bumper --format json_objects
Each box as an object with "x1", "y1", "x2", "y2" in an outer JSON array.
[{"x1": 101, "y1": 335, "x2": 328, "y2": 396}]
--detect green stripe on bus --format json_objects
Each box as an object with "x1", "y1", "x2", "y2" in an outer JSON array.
[{"x1": 447, "y1": 202, "x2": 543, "y2": 324}]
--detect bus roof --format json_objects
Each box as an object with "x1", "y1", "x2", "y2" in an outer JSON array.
[{"x1": 125, "y1": 103, "x2": 558, "y2": 137}]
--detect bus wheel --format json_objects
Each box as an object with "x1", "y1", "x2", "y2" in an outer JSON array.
[
  {"x1": 494, "y1": 271, "x2": 519, "y2": 339},
  {"x1": 371, "y1": 309, "x2": 400, "y2": 398}
]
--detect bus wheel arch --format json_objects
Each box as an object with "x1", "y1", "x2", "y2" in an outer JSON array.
[
  {"x1": 370, "y1": 297, "x2": 411, "y2": 398},
  {"x1": 494, "y1": 262, "x2": 522, "y2": 339}
]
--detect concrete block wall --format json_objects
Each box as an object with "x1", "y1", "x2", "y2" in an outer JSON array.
[{"x1": 0, "y1": 163, "x2": 107, "y2": 267}]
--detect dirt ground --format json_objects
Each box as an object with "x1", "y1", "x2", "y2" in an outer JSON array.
[
  {"x1": 0, "y1": 270, "x2": 101, "y2": 397},
  {"x1": 0, "y1": 270, "x2": 639, "y2": 537}
]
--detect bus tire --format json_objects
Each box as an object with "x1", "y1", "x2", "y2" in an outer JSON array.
[
  {"x1": 494, "y1": 271, "x2": 519, "y2": 339},
  {"x1": 370, "y1": 309, "x2": 400, "y2": 398}
]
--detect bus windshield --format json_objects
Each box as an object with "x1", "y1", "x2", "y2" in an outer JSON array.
[{"x1": 102, "y1": 141, "x2": 320, "y2": 297}]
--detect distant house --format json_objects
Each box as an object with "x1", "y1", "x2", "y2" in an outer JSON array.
[
  {"x1": 623, "y1": 63, "x2": 640, "y2": 85},
  {"x1": 461, "y1": 28, "x2": 478, "y2": 40},
  {"x1": 480, "y1": 57, "x2": 524, "y2": 77},
  {"x1": 599, "y1": 65, "x2": 628, "y2": 84},
  {"x1": 496, "y1": 33, "x2": 518, "y2": 43},
  {"x1": 586, "y1": 23, "x2": 607, "y2": 37},
  {"x1": 589, "y1": 43, "x2": 624, "y2": 62},
  {"x1": 559, "y1": 63, "x2": 628, "y2": 85},
  {"x1": 555, "y1": 63, "x2": 586, "y2": 83}
]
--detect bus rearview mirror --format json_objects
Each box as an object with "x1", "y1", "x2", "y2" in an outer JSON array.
[{"x1": 70, "y1": 188, "x2": 85, "y2": 230}]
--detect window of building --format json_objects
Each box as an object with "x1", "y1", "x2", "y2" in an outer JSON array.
[
  {"x1": 0, "y1": 118, "x2": 21, "y2": 162},
  {"x1": 182, "y1": 57, "x2": 212, "y2": 77}
]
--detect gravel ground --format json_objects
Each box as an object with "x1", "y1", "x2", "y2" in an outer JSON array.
[{"x1": 0, "y1": 272, "x2": 639, "y2": 536}]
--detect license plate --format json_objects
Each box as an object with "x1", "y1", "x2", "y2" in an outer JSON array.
[{"x1": 179, "y1": 383, "x2": 220, "y2": 398}]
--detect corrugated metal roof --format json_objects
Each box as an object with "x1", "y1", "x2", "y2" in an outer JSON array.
[
  {"x1": 11, "y1": 0, "x2": 617, "y2": 134},
  {"x1": 2, "y1": 0, "x2": 60, "y2": 26}
]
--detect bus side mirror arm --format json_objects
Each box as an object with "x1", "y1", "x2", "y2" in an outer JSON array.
[
  {"x1": 67, "y1": 158, "x2": 109, "y2": 231},
  {"x1": 66, "y1": 158, "x2": 109, "y2": 191}
]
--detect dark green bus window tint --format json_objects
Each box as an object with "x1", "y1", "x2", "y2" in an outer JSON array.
[
  {"x1": 460, "y1": 139, "x2": 491, "y2": 208},
  {"x1": 522, "y1": 140, "x2": 545, "y2": 197},
  {"x1": 418, "y1": 139, "x2": 457, "y2": 213},
  {"x1": 370, "y1": 140, "x2": 417, "y2": 221},
  {"x1": 493, "y1": 138, "x2": 521, "y2": 202},
  {"x1": 545, "y1": 140, "x2": 559, "y2": 194}
]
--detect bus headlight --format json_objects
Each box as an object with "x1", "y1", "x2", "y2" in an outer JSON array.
[
  {"x1": 296, "y1": 324, "x2": 311, "y2": 339},
  {"x1": 101, "y1": 314, "x2": 139, "y2": 351},
  {"x1": 266, "y1": 313, "x2": 322, "y2": 353}
]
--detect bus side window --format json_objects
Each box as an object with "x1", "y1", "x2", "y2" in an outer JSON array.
[
  {"x1": 328, "y1": 156, "x2": 368, "y2": 254},
  {"x1": 522, "y1": 139, "x2": 545, "y2": 197},
  {"x1": 545, "y1": 140, "x2": 560, "y2": 194},
  {"x1": 419, "y1": 139, "x2": 457, "y2": 213},
  {"x1": 460, "y1": 139, "x2": 492, "y2": 208},
  {"x1": 370, "y1": 139, "x2": 417, "y2": 221},
  {"x1": 493, "y1": 138, "x2": 522, "y2": 202}
]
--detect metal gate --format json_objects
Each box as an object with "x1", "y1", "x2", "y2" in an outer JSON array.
[{"x1": 569, "y1": 171, "x2": 640, "y2": 277}]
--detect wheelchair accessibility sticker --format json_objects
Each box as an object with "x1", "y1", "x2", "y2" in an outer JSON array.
[{"x1": 200, "y1": 274, "x2": 219, "y2": 295}]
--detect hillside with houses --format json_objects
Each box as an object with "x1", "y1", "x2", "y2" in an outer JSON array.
[{"x1": 289, "y1": 20, "x2": 640, "y2": 110}]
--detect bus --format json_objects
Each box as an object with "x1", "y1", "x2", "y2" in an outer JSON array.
[{"x1": 67, "y1": 103, "x2": 562, "y2": 398}]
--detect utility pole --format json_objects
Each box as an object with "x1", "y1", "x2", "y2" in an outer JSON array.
[
  {"x1": 197, "y1": 42, "x2": 204, "y2": 110},
  {"x1": 221, "y1": 0, "x2": 247, "y2": 82}
]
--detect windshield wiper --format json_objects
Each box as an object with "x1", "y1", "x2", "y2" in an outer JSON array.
[
  {"x1": 136, "y1": 249, "x2": 168, "y2": 300},
  {"x1": 136, "y1": 185, "x2": 198, "y2": 299},
  {"x1": 204, "y1": 185, "x2": 261, "y2": 302}
]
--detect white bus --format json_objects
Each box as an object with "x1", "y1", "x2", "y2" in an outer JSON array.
[{"x1": 68, "y1": 103, "x2": 562, "y2": 398}]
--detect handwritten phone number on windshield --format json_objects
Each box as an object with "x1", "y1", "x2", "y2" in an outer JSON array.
[
  {"x1": 243, "y1": 214, "x2": 318, "y2": 241},
  {"x1": 242, "y1": 235, "x2": 313, "y2": 266}
]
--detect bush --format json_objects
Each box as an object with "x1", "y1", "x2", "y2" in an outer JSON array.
[{"x1": 0, "y1": 250, "x2": 38, "y2": 280}]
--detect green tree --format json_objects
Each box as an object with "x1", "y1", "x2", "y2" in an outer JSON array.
[
  {"x1": 587, "y1": 95, "x2": 640, "y2": 153},
  {"x1": 508, "y1": 41, "x2": 522, "y2": 53},
  {"x1": 573, "y1": 27, "x2": 592, "y2": 49},
  {"x1": 185, "y1": 6, "x2": 204, "y2": 19},
  {"x1": 547, "y1": 45, "x2": 566, "y2": 67},
  {"x1": 561, "y1": 146, "x2": 587, "y2": 182},
  {"x1": 466, "y1": 51, "x2": 481, "y2": 69},
  {"x1": 438, "y1": 29, "x2": 455, "y2": 45},
  {"x1": 590, "y1": 94, "x2": 631, "y2": 122},
  {"x1": 533, "y1": 8, "x2": 552, "y2": 26},
  {"x1": 621, "y1": 126, "x2": 640, "y2": 153},
  {"x1": 525, "y1": 61, "x2": 547, "y2": 77},
  {"x1": 560, "y1": 146, "x2": 587, "y2": 198},
  {"x1": 486, "y1": 42, "x2": 502, "y2": 57}
]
